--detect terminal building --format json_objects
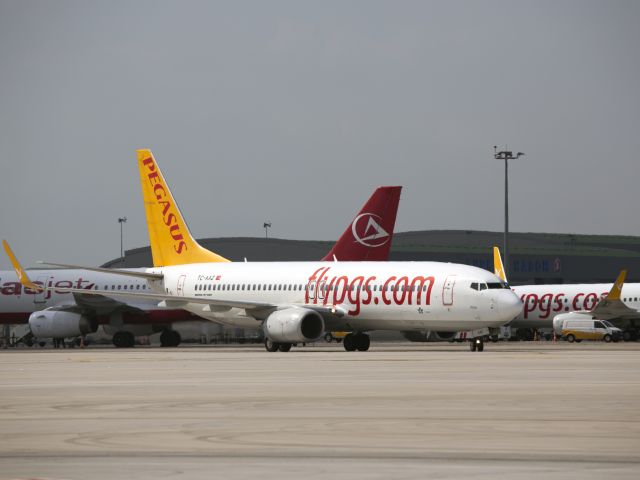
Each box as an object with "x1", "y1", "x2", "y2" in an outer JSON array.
[{"x1": 104, "y1": 230, "x2": 640, "y2": 285}]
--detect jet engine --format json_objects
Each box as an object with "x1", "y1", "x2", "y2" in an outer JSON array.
[
  {"x1": 264, "y1": 308, "x2": 324, "y2": 343},
  {"x1": 430, "y1": 331, "x2": 457, "y2": 341},
  {"x1": 29, "y1": 311, "x2": 98, "y2": 338}
]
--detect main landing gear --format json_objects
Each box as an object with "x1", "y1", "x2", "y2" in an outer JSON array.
[
  {"x1": 160, "y1": 330, "x2": 181, "y2": 347},
  {"x1": 469, "y1": 337, "x2": 484, "y2": 352},
  {"x1": 343, "y1": 333, "x2": 370, "y2": 352},
  {"x1": 113, "y1": 331, "x2": 135, "y2": 348},
  {"x1": 264, "y1": 339, "x2": 293, "y2": 352}
]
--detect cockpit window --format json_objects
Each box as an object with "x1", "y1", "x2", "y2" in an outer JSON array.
[
  {"x1": 487, "y1": 282, "x2": 510, "y2": 289},
  {"x1": 470, "y1": 282, "x2": 478, "y2": 291},
  {"x1": 479, "y1": 283, "x2": 487, "y2": 291}
]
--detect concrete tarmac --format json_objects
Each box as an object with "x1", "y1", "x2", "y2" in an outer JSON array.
[{"x1": 1, "y1": 342, "x2": 639, "y2": 479}]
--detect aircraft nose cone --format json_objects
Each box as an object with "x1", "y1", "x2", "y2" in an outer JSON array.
[{"x1": 498, "y1": 290, "x2": 523, "y2": 323}]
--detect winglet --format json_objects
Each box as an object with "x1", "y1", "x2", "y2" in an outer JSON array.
[
  {"x1": 606, "y1": 270, "x2": 626, "y2": 301},
  {"x1": 2, "y1": 240, "x2": 43, "y2": 291},
  {"x1": 137, "y1": 149, "x2": 230, "y2": 267},
  {"x1": 493, "y1": 246, "x2": 507, "y2": 282}
]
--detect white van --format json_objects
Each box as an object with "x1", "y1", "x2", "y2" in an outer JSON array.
[{"x1": 561, "y1": 319, "x2": 622, "y2": 343}]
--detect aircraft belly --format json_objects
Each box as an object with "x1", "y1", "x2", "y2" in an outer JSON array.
[{"x1": 182, "y1": 304, "x2": 260, "y2": 329}]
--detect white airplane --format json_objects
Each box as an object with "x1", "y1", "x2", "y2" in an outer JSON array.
[
  {"x1": 7, "y1": 149, "x2": 522, "y2": 353},
  {"x1": 1, "y1": 185, "x2": 402, "y2": 347},
  {"x1": 493, "y1": 247, "x2": 640, "y2": 341}
]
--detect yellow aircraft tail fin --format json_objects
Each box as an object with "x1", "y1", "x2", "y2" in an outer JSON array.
[
  {"x1": 2, "y1": 240, "x2": 43, "y2": 291},
  {"x1": 137, "y1": 149, "x2": 230, "y2": 267},
  {"x1": 607, "y1": 270, "x2": 626, "y2": 301},
  {"x1": 493, "y1": 246, "x2": 507, "y2": 283}
]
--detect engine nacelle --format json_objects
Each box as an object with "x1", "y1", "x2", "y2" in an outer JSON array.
[
  {"x1": 552, "y1": 312, "x2": 592, "y2": 334},
  {"x1": 29, "y1": 311, "x2": 97, "y2": 338},
  {"x1": 430, "y1": 331, "x2": 457, "y2": 341},
  {"x1": 264, "y1": 308, "x2": 324, "y2": 343}
]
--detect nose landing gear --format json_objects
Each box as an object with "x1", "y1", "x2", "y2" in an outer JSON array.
[{"x1": 469, "y1": 337, "x2": 484, "y2": 352}]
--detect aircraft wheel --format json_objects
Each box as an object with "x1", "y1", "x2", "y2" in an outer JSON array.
[
  {"x1": 477, "y1": 339, "x2": 484, "y2": 352},
  {"x1": 160, "y1": 330, "x2": 181, "y2": 347},
  {"x1": 278, "y1": 343, "x2": 292, "y2": 352},
  {"x1": 469, "y1": 341, "x2": 477, "y2": 352},
  {"x1": 324, "y1": 333, "x2": 333, "y2": 343},
  {"x1": 603, "y1": 334, "x2": 612, "y2": 343},
  {"x1": 355, "y1": 334, "x2": 370, "y2": 352},
  {"x1": 113, "y1": 331, "x2": 134, "y2": 348},
  {"x1": 265, "y1": 339, "x2": 280, "y2": 352},
  {"x1": 566, "y1": 334, "x2": 575, "y2": 343},
  {"x1": 343, "y1": 334, "x2": 357, "y2": 352}
]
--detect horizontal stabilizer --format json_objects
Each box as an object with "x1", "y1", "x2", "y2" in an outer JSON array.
[{"x1": 37, "y1": 261, "x2": 163, "y2": 280}]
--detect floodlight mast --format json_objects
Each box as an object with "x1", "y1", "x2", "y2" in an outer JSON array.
[
  {"x1": 494, "y1": 147, "x2": 524, "y2": 278},
  {"x1": 118, "y1": 217, "x2": 127, "y2": 266}
]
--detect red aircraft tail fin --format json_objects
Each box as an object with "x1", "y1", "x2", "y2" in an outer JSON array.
[{"x1": 322, "y1": 186, "x2": 401, "y2": 262}]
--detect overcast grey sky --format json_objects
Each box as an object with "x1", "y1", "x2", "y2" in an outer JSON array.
[{"x1": 1, "y1": 0, "x2": 639, "y2": 269}]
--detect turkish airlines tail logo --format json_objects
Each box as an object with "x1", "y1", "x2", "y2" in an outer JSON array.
[
  {"x1": 321, "y1": 185, "x2": 401, "y2": 262},
  {"x1": 352, "y1": 213, "x2": 390, "y2": 248}
]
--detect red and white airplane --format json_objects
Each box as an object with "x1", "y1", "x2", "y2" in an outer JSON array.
[
  {"x1": 7, "y1": 149, "x2": 522, "y2": 352},
  {"x1": 1, "y1": 183, "x2": 402, "y2": 347}
]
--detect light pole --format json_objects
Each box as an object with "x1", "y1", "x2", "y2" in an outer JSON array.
[
  {"x1": 118, "y1": 217, "x2": 127, "y2": 265},
  {"x1": 494, "y1": 147, "x2": 524, "y2": 278},
  {"x1": 263, "y1": 222, "x2": 271, "y2": 239}
]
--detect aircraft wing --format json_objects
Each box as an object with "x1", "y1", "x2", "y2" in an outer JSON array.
[
  {"x1": 29, "y1": 284, "x2": 347, "y2": 321},
  {"x1": 4, "y1": 239, "x2": 346, "y2": 319}
]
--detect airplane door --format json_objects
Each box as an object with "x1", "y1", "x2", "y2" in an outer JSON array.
[
  {"x1": 177, "y1": 275, "x2": 187, "y2": 296},
  {"x1": 442, "y1": 275, "x2": 456, "y2": 306},
  {"x1": 33, "y1": 274, "x2": 50, "y2": 304}
]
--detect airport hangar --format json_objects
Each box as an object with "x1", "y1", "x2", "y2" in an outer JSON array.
[{"x1": 104, "y1": 229, "x2": 640, "y2": 285}]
